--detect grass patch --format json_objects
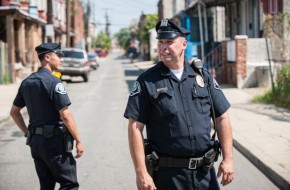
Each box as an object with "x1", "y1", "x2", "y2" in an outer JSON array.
[{"x1": 253, "y1": 65, "x2": 290, "y2": 110}]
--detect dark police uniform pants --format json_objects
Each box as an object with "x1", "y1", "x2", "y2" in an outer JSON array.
[
  {"x1": 29, "y1": 135, "x2": 79, "y2": 190},
  {"x1": 153, "y1": 167, "x2": 220, "y2": 190}
]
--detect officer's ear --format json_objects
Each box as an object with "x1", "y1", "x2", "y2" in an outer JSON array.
[
  {"x1": 43, "y1": 53, "x2": 51, "y2": 62},
  {"x1": 182, "y1": 38, "x2": 188, "y2": 50}
]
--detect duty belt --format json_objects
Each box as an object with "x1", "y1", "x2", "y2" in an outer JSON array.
[
  {"x1": 159, "y1": 156, "x2": 204, "y2": 169},
  {"x1": 31, "y1": 126, "x2": 62, "y2": 136}
]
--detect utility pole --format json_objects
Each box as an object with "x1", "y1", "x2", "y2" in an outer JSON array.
[{"x1": 104, "y1": 9, "x2": 111, "y2": 36}]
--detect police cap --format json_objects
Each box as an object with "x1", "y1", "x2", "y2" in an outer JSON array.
[
  {"x1": 35, "y1": 42, "x2": 64, "y2": 56},
  {"x1": 155, "y1": 18, "x2": 190, "y2": 39}
]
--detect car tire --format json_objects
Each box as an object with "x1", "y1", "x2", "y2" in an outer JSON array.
[{"x1": 82, "y1": 74, "x2": 88, "y2": 82}]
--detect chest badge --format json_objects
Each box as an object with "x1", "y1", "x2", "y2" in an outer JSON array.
[{"x1": 196, "y1": 75, "x2": 205, "y2": 88}]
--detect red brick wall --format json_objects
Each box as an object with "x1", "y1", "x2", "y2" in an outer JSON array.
[
  {"x1": 236, "y1": 36, "x2": 247, "y2": 78},
  {"x1": 1, "y1": 0, "x2": 10, "y2": 6},
  {"x1": 73, "y1": 0, "x2": 85, "y2": 48}
]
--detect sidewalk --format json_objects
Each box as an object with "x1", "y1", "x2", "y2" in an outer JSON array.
[
  {"x1": 133, "y1": 60, "x2": 290, "y2": 190},
  {"x1": 0, "y1": 61, "x2": 290, "y2": 189},
  {"x1": 0, "y1": 83, "x2": 26, "y2": 129}
]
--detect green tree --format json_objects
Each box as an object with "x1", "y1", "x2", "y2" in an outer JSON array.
[
  {"x1": 114, "y1": 28, "x2": 131, "y2": 50},
  {"x1": 93, "y1": 31, "x2": 111, "y2": 50},
  {"x1": 140, "y1": 14, "x2": 158, "y2": 44}
]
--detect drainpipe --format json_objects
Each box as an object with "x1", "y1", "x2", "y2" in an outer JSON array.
[
  {"x1": 199, "y1": 1, "x2": 208, "y2": 42},
  {"x1": 198, "y1": 0, "x2": 208, "y2": 61},
  {"x1": 198, "y1": 3, "x2": 204, "y2": 61}
]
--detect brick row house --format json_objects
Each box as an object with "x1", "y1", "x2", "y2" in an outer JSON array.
[
  {"x1": 155, "y1": 0, "x2": 289, "y2": 88},
  {"x1": 0, "y1": 0, "x2": 90, "y2": 84}
]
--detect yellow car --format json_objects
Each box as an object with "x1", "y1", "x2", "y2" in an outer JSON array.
[{"x1": 52, "y1": 71, "x2": 62, "y2": 78}]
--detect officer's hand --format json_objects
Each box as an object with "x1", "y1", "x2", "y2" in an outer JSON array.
[
  {"x1": 75, "y1": 141, "x2": 84, "y2": 158},
  {"x1": 217, "y1": 159, "x2": 234, "y2": 186},
  {"x1": 136, "y1": 171, "x2": 157, "y2": 190}
]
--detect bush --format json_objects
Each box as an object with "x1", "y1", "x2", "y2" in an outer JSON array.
[
  {"x1": 253, "y1": 65, "x2": 290, "y2": 109},
  {"x1": 2, "y1": 71, "x2": 9, "y2": 84},
  {"x1": 273, "y1": 65, "x2": 290, "y2": 109}
]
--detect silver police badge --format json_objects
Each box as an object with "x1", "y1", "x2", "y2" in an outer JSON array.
[
  {"x1": 160, "y1": 19, "x2": 168, "y2": 27},
  {"x1": 196, "y1": 75, "x2": 205, "y2": 87}
]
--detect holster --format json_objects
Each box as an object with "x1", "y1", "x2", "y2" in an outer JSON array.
[
  {"x1": 145, "y1": 151, "x2": 159, "y2": 177},
  {"x1": 59, "y1": 124, "x2": 74, "y2": 153},
  {"x1": 26, "y1": 131, "x2": 32, "y2": 145},
  {"x1": 26, "y1": 124, "x2": 34, "y2": 145},
  {"x1": 202, "y1": 141, "x2": 221, "y2": 173},
  {"x1": 144, "y1": 139, "x2": 159, "y2": 176}
]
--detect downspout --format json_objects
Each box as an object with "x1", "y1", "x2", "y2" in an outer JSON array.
[
  {"x1": 200, "y1": 1, "x2": 208, "y2": 42},
  {"x1": 198, "y1": 3, "x2": 204, "y2": 61}
]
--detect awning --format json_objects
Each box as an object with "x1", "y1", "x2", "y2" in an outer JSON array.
[{"x1": 0, "y1": 6, "x2": 46, "y2": 24}]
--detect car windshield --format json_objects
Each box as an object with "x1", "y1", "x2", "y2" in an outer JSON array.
[
  {"x1": 88, "y1": 54, "x2": 96, "y2": 59},
  {"x1": 62, "y1": 51, "x2": 84, "y2": 58}
]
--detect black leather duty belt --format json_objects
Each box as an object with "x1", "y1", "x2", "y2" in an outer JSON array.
[
  {"x1": 159, "y1": 156, "x2": 204, "y2": 169},
  {"x1": 32, "y1": 127, "x2": 62, "y2": 136}
]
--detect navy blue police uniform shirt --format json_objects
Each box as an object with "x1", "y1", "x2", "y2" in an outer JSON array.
[
  {"x1": 124, "y1": 61, "x2": 230, "y2": 157},
  {"x1": 13, "y1": 67, "x2": 71, "y2": 126}
]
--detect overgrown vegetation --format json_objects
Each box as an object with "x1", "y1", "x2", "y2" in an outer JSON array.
[
  {"x1": 253, "y1": 13, "x2": 290, "y2": 110},
  {"x1": 91, "y1": 31, "x2": 111, "y2": 50},
  {"x1": 140, "y1": 14, "x2": 158, "y2": 44},
  {"x1": 253, "y1": 65, "x2": 290, "y2": 109},
  {"x1": 2, "y1": 70, "x2": 9, "y2": 84},
  {"x1": 114, "y1": 28, "x2": 131, "y2": 50}
]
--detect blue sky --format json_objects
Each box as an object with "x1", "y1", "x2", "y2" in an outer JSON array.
[{"x1": 84, "y1": 0, "x2": 159, "y2": 35}]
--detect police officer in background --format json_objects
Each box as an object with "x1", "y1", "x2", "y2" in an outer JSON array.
[
  {"x1": 124, "y1": 19, "x2": 234, "y2": 190},
  {"x1": 10, "y1": 42, "x2": 84, "y2": 190}
]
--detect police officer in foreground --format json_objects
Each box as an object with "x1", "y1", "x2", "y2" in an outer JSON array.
[
  {"x1": 124, "y1": 19, "x2": 234, "y2": 190},
  {"x1": 10, "y1": 42, "x2": 84, "y2": 190}
]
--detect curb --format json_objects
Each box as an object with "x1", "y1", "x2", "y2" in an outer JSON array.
[{"x1": 233, "y1": 139, "x2": 290, "y2": 190}]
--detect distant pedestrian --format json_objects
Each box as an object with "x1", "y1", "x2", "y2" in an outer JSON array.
[
  {"x1": 124, "y1": 18, "x2": 234, "y2": 190},
  {"x1": 127, "y1": 44, "x2": 138, "y2": 63},
  {"x1": 10, "y1": 42, "x2": 84, "y2": 190}
]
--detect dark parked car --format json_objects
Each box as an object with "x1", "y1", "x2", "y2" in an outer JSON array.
[
  {"x1": 95, "y1": 48, "x2": 107, "y2": 57},
  {"x1": 88, "y1": 53, "x2": 100, "y2": 70},
  {"x1": 58, "y1": 48, "x2": 90, "y2": 82}
]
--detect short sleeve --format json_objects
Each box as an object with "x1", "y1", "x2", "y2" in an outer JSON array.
[
  {"x1": 13, "y1": 86, "x2": 26, "y2": 108},
  {"x1": 52, "y1": 82, "x2": 71, "y2": 110},
  {"x1": 206, "y1": 73, "x2": 230, "y2": 118},
  {"x1": 124, "y1": 80, "x2": 151, "y2": 124}
]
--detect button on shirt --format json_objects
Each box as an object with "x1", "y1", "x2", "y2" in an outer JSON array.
[
  {"x1": 13, "y1": 67, "x2": 71, "y2": 126},
  {"x1": 124, "y1": 62, "x2": 230, "y2": 157}
]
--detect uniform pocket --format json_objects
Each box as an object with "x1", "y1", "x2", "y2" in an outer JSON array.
[
  {"x1": 45, "y1": 136, "x2": 64, "y2": 156},
  {"x1": 192, "y1": 87, "x2": 211, "y2": 114},
  {"x1": 152, "y1": 90, "x2": 178, "y2": 117}
]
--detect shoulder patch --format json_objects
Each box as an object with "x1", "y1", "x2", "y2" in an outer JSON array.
[
  {"x1": 130, "y1": 81, "x2": 141, "y2": 96},
  {"x1": 55, "y1": 83, "x2": 67, "y2": 94},
  {"x1": 213, "y1": 79, "x2": 221, "y2": 90}
]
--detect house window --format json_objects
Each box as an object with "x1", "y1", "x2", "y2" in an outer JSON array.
[{"x1": 270, "y1": 0, "x2": 278, "y2": 14}]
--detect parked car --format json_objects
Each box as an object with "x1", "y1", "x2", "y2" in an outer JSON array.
[
  {"x1": 88, "y1": 53, "x2": 100, "y2": 70},
  {"x1": 95, "y1": 48, "x2": 108, "y2": 57},
  {"x1": 58, "y1": 48, "x2": 90, "y2": 82}
]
